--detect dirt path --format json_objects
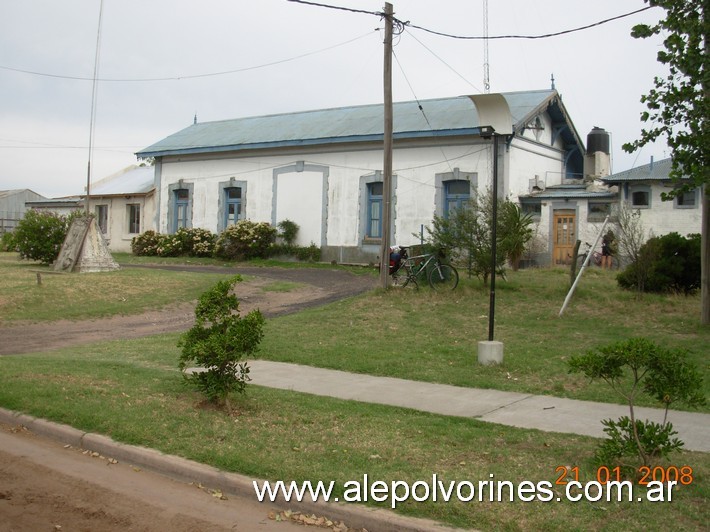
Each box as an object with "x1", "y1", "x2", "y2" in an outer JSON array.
[
  {"x1": 0, "y1": 423, "x2": 310, "y2": 532},
  {"x1": 0, "y1": 265, "x2": 376, "y2": 356}
]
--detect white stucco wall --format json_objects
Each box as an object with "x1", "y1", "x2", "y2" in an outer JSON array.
[
  {"x1": 157, "y1": 142, "x2": 500, "y2": 254},
  {"x1": 89, "y1": 193, "x2": 156, "y2": 253},
  {"x1": 622, "y1": 184, "x2": 702, "y2": 237}
]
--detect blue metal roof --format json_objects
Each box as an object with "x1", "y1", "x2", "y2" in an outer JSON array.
[
  {"x1": 603, "y1": 157, "x2": 675, "y2": 183},
  {"x1": 137, "y1": 90, "x2": 574, "y2": 158}
]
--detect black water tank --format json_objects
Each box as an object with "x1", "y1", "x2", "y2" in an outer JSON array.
[{"x1": 586, "y1": 126, "x2": 610, "y2": 155}]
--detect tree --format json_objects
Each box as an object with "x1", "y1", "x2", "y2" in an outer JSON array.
[
  {"x1": 424, "y1": 190, "x2": 533, "y2": 285},
  {"x1": 178, "y1": 276, "x2": 265, "y2": 410},
  {"x1": 623, "y1": 0, "x2": 709, "y2": 324}
]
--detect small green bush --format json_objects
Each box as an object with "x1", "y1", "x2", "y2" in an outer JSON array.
[
  {"x1": 617, "y1": 232, "x2": 700, "y2": 294},
  {"x1": 178, "y1": 276, "x2": 265, "y2": 407},
  {"x1": 215, "y1": 220, "x2": 277, "y2": 260},
  {"x1": 595, "y1": 417, "x2": 683, "y2": 474},
  {"x1": 569, "y1": 338, "x2": 705, "y2": 470},
  {"x1": 268, "y1": 243, "x2": 321, "y2": 262},
  {"x1": 12, "y1": 210, "x2": 83, "y2": 265},
  {"x1": 294, "y1": 243, "x2": 321, "y2": 262},
  {"x1": 1, "y1": 231, "x2": 15, "y2": 252},
  {"x1": 277, "y1": 219, "x2": 299, "y2": 246}
]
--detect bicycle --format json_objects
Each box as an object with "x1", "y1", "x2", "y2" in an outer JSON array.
[
  {"x1": 576, "y1": 242, "x2": 602, "y2": 267},
  {"x1": 389, "y1": 246, "x2": 459, "y2": 290}
]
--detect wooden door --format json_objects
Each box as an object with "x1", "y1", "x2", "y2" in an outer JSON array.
[{"x1": 553, "y1": 211, "x2": 576, "y2": 265}]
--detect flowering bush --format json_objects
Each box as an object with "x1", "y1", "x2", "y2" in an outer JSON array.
[
  {"x1": 215, "y1": 220, "x2": 277, "y2": 260},
  {"x1": 155, "y1": 233, "x2": 183, "y2": 257},
  {"x1": 131, "y1": 228, "x2": 216, "y2": 257},
  {"x1": 131, "y1": 230, "x2": 163, "y2": 256},
  {"x1": 174, "y1": 227, "x2": 216, "y2": 257},
  {"x1": 13, "y1": 210, "x2": 83, "y2": 265}
]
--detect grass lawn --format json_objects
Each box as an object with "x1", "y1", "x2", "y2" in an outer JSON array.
[
  {"x1": 0, "y1": 252, "x2": 231, "y2": 322},
  {"x1": 0, "y1": 253, "x2": 707, "y2": 530},
  {"x1": 258, "y1": 266, "x2": 709, "y2": 411},
  {"x1": 0, "y1": 342, "x2": 707, "y2": 531}
]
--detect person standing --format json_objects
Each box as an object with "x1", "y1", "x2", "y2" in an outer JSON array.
[{"x1": 601, "y1": 230, "x2": 615, "y2": 269}]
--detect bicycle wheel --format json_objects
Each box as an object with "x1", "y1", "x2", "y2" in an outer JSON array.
[
  {"x1": 391, "y1": 269, "x2": 418, "y2": 289},
  {"x1": 428, "y1": 263, "x2": 458, "y2": 290}
]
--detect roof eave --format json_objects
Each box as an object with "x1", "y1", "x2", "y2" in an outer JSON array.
[{"x1": 136, "y1": 127, "x2": 489, "y2": 158}]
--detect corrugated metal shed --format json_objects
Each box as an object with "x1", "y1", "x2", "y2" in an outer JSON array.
[
  {"x1": 137, "y1": 90, "x2": 573, "y2": 158},
  {"x1": 89, "y1": 166, "x2": 155, "y2": 196},
  {"x1": 0, "y1": 189, "x2": 47, "y2": 214},
  {"x1": 603, "y1": 157, "x2": 675, "y2": 183}
]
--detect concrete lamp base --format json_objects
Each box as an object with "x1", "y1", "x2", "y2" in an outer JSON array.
[{"x1": 477, "y1": 340, "x2": 504, "y2": 366}]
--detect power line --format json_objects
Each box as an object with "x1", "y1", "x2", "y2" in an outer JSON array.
[
  {"x1": 406, "y1": 6, "x2": 654, "y2": 40},
  {"x1": 1, "y1": 5, "x2": 656, "y2": 83},
  {"x1": 392, "y1": 49, "x2": 456, "y2": 175},
  {"x1": 286, "y1": 1, "x2": 654, "y2": 40},
  {"x1": 285, "y1": 0, "x2": 380, "y2": 17},
  {"x1": 405, "y1": 29, "x2": 482, "y2": 93},
  {"x1": 0, "y1": 31, "x2": 376, "y2": 82}
]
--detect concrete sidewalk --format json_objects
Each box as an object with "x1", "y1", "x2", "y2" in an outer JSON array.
[{"x1": 247, "y1": 360, "x2": 710, "y2": 453}]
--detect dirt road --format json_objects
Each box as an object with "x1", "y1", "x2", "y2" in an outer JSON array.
[
  {"x1": 0, "y1": 423, "x2": 308, "y2": 532},
  {"x1": 0, "y1": 265, "x2": 376, "y2": 355}
]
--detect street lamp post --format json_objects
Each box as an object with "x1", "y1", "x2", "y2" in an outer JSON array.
[{"x1": 488, "y1": 132, "x2": 499, "y2": 341}]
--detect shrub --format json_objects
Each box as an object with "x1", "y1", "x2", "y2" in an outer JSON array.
[
  {"x1": 268, "y1": 243, "x2": 321, "y2": 262},
  {"x1": 215, "y1": 220, "x2": 277, "y2": 260},
  {"x1": 294, "y1": 242, "x2": 321, "y2": 262},
  {"x1": 12, "y1": 210, "x2": 83, "y2": 265},
  {"x1": 1, "y1": 231, "x2": 15, "y2": 252},
  {"x1": 277, "y1": 219, "x2": 299, "y2": 246},
  {"x1": 131, "y1": 230, "x2": 163, "y2": 256},
  {"x1": 617, "y1": 232, "x2": 700, "y2": 294},
  {"x1": 499, "y1": 201, "x2": 534, "y2": 271},
  {"x1": 178, "y1": 276, "x2": 265, "y2": 408},
  {"x1": 155, "y1": 233, "x2": 183, "y2": 257},
  {"x1": 424, "y1": 190, "x2": 532, "y2": 284},
  {"x1": 569, "y1": 338, "x2": 705, "y2": 471},
  {"x1": 175, "y1": 227, "x2": 216, "y2": 257},
  {"x1": 131, "y1": 228, "x2": 217, "y2": 257}
]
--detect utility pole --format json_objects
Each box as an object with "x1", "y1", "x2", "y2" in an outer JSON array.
[
  {"x1": 379, "y1": 2, "x2": 394, "y2": 289},
  {"x1": 85, "y1": 0, "x2": 104, "y2": 215}
]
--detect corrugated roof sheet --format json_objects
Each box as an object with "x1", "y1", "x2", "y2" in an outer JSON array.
[
  {"x1": 89, "y1": 166, "x2": 155, "y2": 196},
  {"x1": 137, "y1": 90, "x2": 559, "y2": 158},
  {"x1": 603, "y1": 157, "x2": 675, "y2": 182},
  {"x1": 0, "y1": 189, "x2": 44, "y2": 199}
]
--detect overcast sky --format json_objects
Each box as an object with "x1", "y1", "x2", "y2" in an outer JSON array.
[{"x1": 1, "y1": 0, "x2": 668, "y2": 198}]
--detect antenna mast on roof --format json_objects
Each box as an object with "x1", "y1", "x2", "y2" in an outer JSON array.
[{"x1": 483, "y1": 0, "x2": 490, "y2": 93}]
